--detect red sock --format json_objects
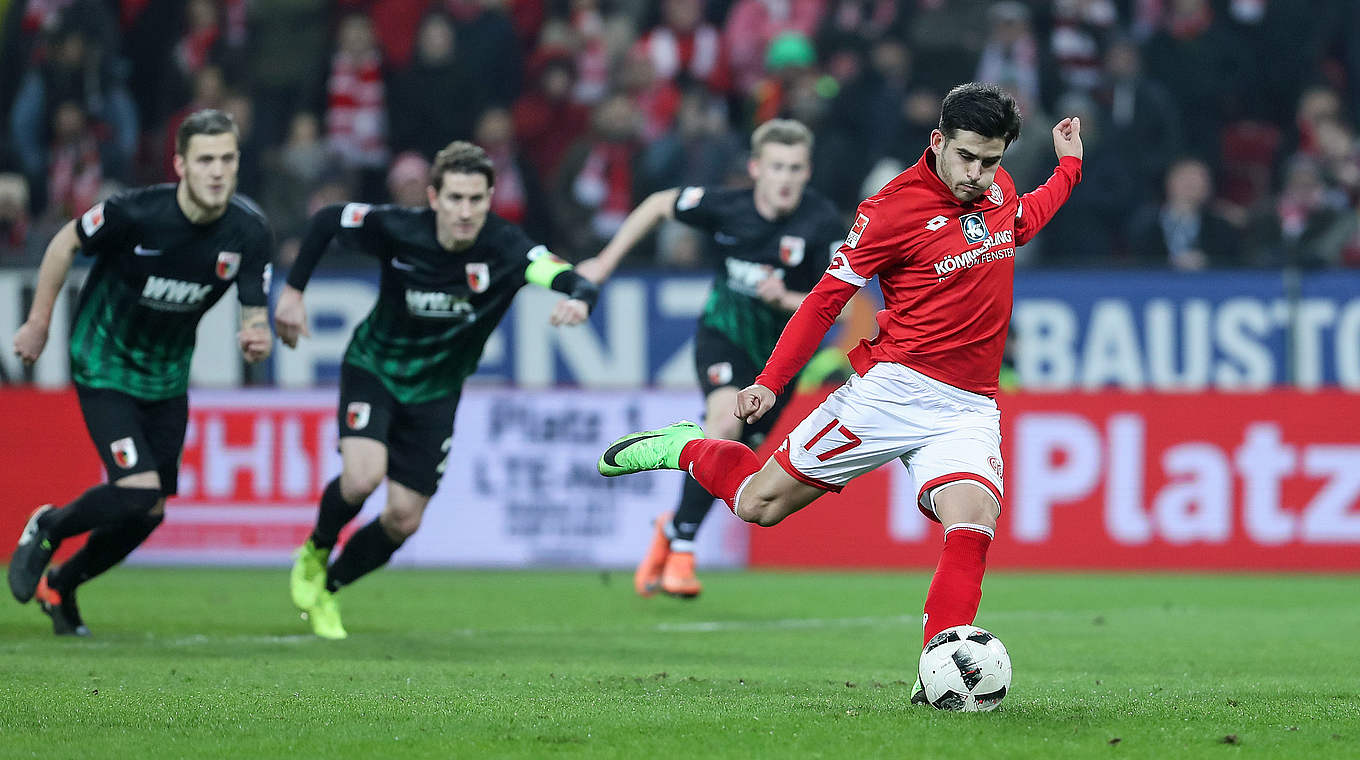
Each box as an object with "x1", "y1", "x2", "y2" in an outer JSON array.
[
  {"x1": 678, "y1": 439, "x2": 761, "y2": 514},
  {"x1": 922, "y1": 524, "x2": 993, "y2": 647}
]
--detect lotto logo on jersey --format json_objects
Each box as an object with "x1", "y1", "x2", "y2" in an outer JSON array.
[
  {"x1": 466, "y1": 262, "x2": 491, "y2": 293},
  {"x1": 346, "y1": 402, "x2": 371, "y2": 430},
  {"x1": 779, "y1": 236, "x2": 806, "y2": 266},
  {"x1": 216, "y1": 251, "x2": 241, "y2": 280},
  {"x1": 110, "y1": 437, "x2": 138, "y2": 469},
  {"x1": 340, "y1": 203, "x2": 372, "y2": 228},
  {"x1": 707, "y1": 362, "x2": 734, "y2": 386},
  {"x1": 987, "y1": 183, "x2": 1004, "y2": 205},
  {"x1": 81, "y1": 202, "x2": 106, "y2": 237},
  {"x1": 961, "y1": 212, "x2": 989, "y2": 244},
  {"x1": 845, "y1": 213, "x2": 870, "y2": 248}
]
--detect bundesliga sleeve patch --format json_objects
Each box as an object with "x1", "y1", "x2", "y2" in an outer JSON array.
[
  {"x1": 676, "y1": 186, "x2": 705, "y2": 211},
  {"x1": 845, "y1": 213, "x2": 870, "y2": 248},
  {"x1": 80, "y1": 202, "x2": 106, "y2": 237},
  {"x1": 340, "y1": 203, "x2": 372, "y2": 228}
]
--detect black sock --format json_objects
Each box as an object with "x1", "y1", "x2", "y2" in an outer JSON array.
[
  {"x1": 49, "y1": 511, "x2": 164, "y2": 593},
  {"x1": 670, "y1": 476, "x2": 717, "y2": 548},
  {"x1": 309, "y1": 477, "x2": 364, "y2": 550},
  {"x1": 325, "y1": 519, "x2": 403, "y2": 592},
  {"x1": 41, "y1": 484, "x2": 161, "y2": 542}
]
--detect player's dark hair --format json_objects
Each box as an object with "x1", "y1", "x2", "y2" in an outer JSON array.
[
  {"x1": 938, "y1": 83, "x2": 1022, "y2": 147},
  {"x1": 175, "y1": 109, "x2": 240, "y2": 156},
  {"x1": 431, "y1": 141, "x2": 496, "y2": 190}
]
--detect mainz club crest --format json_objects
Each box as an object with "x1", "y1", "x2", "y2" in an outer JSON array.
[
  {"x1": 466, "y1": 262, "x2": 490, "y2": 293},
  {"x1": 346, "y1": 402, "x2": 371, "y2": 430},
  {"x1": 216, "y1": 251, "x2": 241, "y2": 279},
  {"x1": 110, "y1": 437, "x2": 138, "y2": 469}
]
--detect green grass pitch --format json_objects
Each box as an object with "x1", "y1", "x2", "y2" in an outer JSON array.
[{"x1": 2, "y1": 568, "x2": 1357, "y2": 759}]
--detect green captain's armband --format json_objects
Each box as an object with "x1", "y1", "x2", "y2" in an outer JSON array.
[{"x1": 525, "y1": 246, "x2": 573, "y2": 287}]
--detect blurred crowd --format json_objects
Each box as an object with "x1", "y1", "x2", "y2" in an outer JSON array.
[{"x1": 3, "y1": 0, "x2": 1360, "y2": 271}]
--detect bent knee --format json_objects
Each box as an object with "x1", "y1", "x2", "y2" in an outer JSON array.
[
  {"x1": 734, "y1": 497, "x2": 785, "y2": 527},
  {"x1": 341, "y1": 470, "x2": 384, "y2": 501},
  {"x1": 380, "y1": 510, "x2": 422, "y2": 540}
]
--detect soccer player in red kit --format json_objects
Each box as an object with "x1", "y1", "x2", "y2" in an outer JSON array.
[{"x1": 598, "y1": 83, "x2": 1083, "y2": 698}]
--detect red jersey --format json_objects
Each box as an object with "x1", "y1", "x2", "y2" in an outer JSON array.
[{"x1": 755, "y1": 148, "x2": 1082, "y2": 398}]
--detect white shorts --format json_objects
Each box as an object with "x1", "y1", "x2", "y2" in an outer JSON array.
[{"x1": 772, "y1": 363, "x2": 1004, "y2": 522}]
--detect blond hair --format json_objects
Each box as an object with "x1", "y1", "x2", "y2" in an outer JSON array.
[{"x1": 751, "y1": 119, "x2": 814, "y2": 157}]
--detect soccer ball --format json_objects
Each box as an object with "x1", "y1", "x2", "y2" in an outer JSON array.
[{"x1": 917, "y1": 625, "x2": 1012, "y2": 712}]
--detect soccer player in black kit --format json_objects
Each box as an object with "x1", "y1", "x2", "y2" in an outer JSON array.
[
  {"x1": 275, "y1": 141, "x2": 598, "y2": 638},
  {"x1": 8, "y1": 110, "x2": 273, "y2": 636},
  {"x1": 577, "y1": 119, "x2": 845, "y2": 599}
]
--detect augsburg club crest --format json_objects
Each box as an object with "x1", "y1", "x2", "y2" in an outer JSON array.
[
  {"x1": 110, "y1": 437, "x2": 138, "y2": 469},
  {"x1": 346, "y1": 402, "x2": 371, "y2": 430},
  {"x1": 779, "y1": 235, "x2": 806, "y2": 266},
  {"x1": 466, "y1": 262, "x2": 490, "y2": 293},
  {"x1": 216, "y1": 251, "x2": 241, "y2": 280}
]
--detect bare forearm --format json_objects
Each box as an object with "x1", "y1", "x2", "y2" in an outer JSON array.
[
  {"x1": 776, "y1": 289, "x2": 809, "y2": 313},
  {"x1": 27, "y1": 221, "x2": 80, "y2": 326},
  {"x1": 240, "y1": 306, "x2": 269, "y2": 332},
  {"x1": 595, "y1": 189, "x2": 678, "y2": 271}
]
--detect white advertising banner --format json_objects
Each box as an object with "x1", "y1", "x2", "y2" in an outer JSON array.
[{"x1": 133, "y1": 388, "x2": 748, "y2": 568}]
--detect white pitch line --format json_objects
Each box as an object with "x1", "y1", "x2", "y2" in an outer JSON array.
[{"x1": 0, "y1": 608, "x2": 1115, "y2": 650}]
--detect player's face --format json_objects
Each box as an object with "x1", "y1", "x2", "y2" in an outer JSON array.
[
  {"x1": 429, "y1": 171, "x2": 492, "y2": 249},
  {"x1": 749, "y1": 142, "x2": 811, "y2": 217},
  {"x1": 931, "y1": 129, "x2": 1006, "y2": 202},
  {"x1": 174, "y1": 132, "x2": 239, "y2": 212}
]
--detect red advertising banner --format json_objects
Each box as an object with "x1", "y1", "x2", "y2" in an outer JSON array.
[
  {"x1": 3, "y1": 387, "x2": 1357, "y2": 570},
  {"x1": 0, "y1": 389, "x2": 333, "y2": 564},
  {"x1": 748, "y1": 389, "x2": 1360, "y2": 571}
]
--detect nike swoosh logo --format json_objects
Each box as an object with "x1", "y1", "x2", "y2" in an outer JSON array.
[
  {"x1": 390, "y1": 257, "x2": 416, "y2": 271},
  {"x1": 134, "y1": 244, "x2": 163, "y2": 256},
  {"x1": 602, "y1": 433, "x2": 663, "y2": 468}
]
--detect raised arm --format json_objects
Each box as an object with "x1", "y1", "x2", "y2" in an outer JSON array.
[
  {"x1": 13, "y1": 220, "x2": 81, "y2": 365},
  {"x1": 575, "y1": 188, "x2": 679, "y2": 284},
  {"x1": 1015, "y1": 117, "x2": 1084, "y2": 246}
]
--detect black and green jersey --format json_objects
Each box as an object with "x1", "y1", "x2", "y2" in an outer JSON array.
[
  {"x1": 70, "y1": 185, "x2": 272, "y2": 400},
  {"x1": 288, "y1": 204, "x2": 583, "y2": 404},
  {"x1": 672, "y1": 185, "x2": 845, "y2": 366}
]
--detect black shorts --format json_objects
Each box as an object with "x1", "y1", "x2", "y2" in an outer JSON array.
[
  {"x1": 692, "y1": 324, "x2": 793, "y2": 446},
  {"x1": 337, "y1": 363, "x2": 460, "y2": 496},
  {"x1": 75, "y1": 384, "x2": 188, "y2": 496}
]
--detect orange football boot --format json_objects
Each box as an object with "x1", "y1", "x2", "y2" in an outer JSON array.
[
  {"x1": 660, "y1": 551, "x2": 702, "y2": 599},
  {"x1": 35, "y1": 572, "x2": 89, "y2": 636},
  {"x1": 633, "y1": 512, "x2": 672, "y2": 597}
]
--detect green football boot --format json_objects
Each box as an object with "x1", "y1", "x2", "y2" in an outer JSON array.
[
  {"x1": 910, "y1": 675, "x2": 928, "y2": 706},
  {"x1": 289, "y1": 540, "x2": 329, "y2": 611},
  {"x1": 597, "y1": 421, "x2": 704, "y2": 477},
  {"x1": 307, "y1": 588, "x2": 348, "y2": 640}
]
